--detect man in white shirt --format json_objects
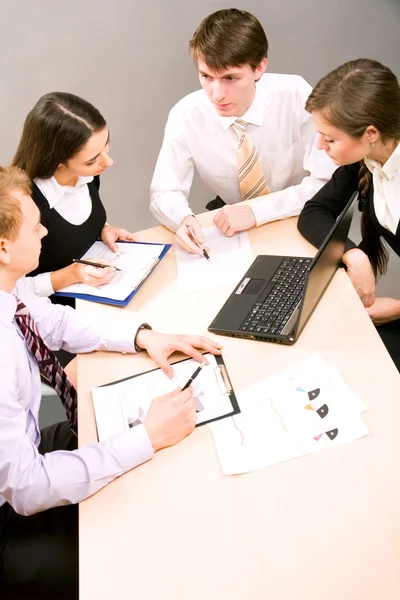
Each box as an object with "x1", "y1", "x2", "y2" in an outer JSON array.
[
  {"x1": 150, "y1": 8, "x2": 335, "y2": 255},
  {"x1": 0, "y1": 166, "x2": 221, "y2": 598}
]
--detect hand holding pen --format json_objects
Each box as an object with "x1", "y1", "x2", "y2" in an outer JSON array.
[
  {"x1": 71, "y1": 257, "x2": 119, "y2": 287},
  {"x1": 185, "y1": 224, "x2": 211, "y2": 261}
]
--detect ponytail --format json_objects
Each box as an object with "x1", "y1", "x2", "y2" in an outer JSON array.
[{"x1": 358, "y1": 161, "x2": 388, "y2": 276}]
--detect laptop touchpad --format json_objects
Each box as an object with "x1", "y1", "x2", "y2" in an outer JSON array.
[{"x1": 241, "y1": 278, "x2": 265, "y2": 295}]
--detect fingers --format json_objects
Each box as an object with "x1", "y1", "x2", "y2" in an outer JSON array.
[
  {"x1": 173, "y1": 337, "x2": 223, "y2": 363},
  {"x1": 81, "y1": 265, "x2": 116, "y2": 286},
  {"x1": 361, "y1": 293, "x2": 375, "y2": 308},
  {"x1": 189, "y1": 220, "x2": 205, "y2": 244},
  {"x1": 117, "y1": 229, "x2": 137, "y2": 242},
  {"x1": 176, "y1": 230, "x2": 204, "y2": 255}
]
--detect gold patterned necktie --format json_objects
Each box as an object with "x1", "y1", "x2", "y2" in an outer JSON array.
[{"x1": 231, "y1": 118, "x2": 269, "y2": 200}]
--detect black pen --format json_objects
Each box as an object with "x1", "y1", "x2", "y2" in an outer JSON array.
[
  {"x1": 185, "y1": 224, "x2": 211, "y2": 261},
  {"x1": 181, "y1": 362, "x2": 206, "y2": 390},
  {"x1": 73, "y1": 259, "x2": 121, "y2": 272}
]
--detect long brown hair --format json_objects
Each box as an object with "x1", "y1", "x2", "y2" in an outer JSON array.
[
  {"x1": 12, "y1": 92, "x2": 107, "y2": 180},
  {"x1": 306, "y1": 59, "x2": 400, "y2": 276},
  {"x1": 189, "y1": 9, "x2": 268, "y2": 72}
]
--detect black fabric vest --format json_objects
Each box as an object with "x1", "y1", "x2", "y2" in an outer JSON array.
[{"x1": 28, "y1": 176, "x2": 107, "y2": 277}]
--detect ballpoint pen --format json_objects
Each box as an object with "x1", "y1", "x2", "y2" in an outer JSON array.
[
  {"x1": 73, "y1": 259, "x2": 121, "y2": 272},
  {"x1": 181, "y1": 361, "x2": 206, "y2": 390},
  {"x1": 185, "y1": 224, "x2": 211, "y2": 261}
]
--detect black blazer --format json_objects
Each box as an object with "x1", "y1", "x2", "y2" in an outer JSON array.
[{"x1": 297, "y1": 162, "x2": 400, "y2": 258}]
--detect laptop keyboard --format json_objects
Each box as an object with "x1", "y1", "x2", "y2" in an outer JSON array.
[{"x1": 240, "y1": 257, "x2": 312, "y2": 336}]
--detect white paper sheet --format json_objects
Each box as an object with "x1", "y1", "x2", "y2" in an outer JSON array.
[
  {"x1": 208, "y1": 354, "x2": 369, "y2": 475},
  {"x1": 92, "y1": 354, "x2": 235, "y2": 441},
  {"x1": 175, "y1": 226, "x2": 254, "y2": 294},
  {"x1": 57, "y1": 241, "x2": 165, "y2": 301}
]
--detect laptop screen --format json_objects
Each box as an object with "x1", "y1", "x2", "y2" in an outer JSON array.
[{"x1": 297, "y1": 191, "x2": 358, "y2": 334}]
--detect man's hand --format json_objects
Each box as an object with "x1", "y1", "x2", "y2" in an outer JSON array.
[
  {"x1": 213, "y1": 204, "x2": 256, "y2": 236},
  {"x1": 144, "y1": 387, "x2": 196, "y2": 452},
  {"x1": 366, "y1": 297, "x2": 400, "y2": 325},
  {"x1": 135, "y1": 330, "x2": 222, "y2": 378},
  {"x1": 101, "y1": 224, "x2": 137, "y2": 252},
  {"x1": 342, "y1": 248, "x2": 376, "y2": 307},
  {"x1": 175, "y1": 215, "x2": 207, "y2": 255}
]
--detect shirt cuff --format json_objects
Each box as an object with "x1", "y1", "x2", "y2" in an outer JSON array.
[
  {"x1": 98, "y1": 322, "x2": 152, "y2": 354},
  {"x1": 105, "y1": 424, "x2": 154, "y2": 471},
  {"x1": 33, "y1": 272, "x2": 55, "y2": 297},
  {"x1": 246, "y1": 186, "x2": 300, "y2": 227}
]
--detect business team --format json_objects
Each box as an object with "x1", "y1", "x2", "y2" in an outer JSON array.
[{"x1": 0, "y1": 7, "x2": 399, "y2": 600}]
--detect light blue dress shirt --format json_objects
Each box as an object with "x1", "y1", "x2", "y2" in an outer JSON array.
[{"x1": 0, "y1": 283, "x2": 153, "y2": 516}]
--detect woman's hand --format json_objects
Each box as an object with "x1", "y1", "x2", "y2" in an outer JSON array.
[
  {"x1": 342, "y1": 248, "x2": 376, "y2": 307},
  {"x1": 366, "y1": 297, "x2": 400, "y2": 325},
  {"x1": 51, "y1": 258, "x2": 116, "y2": 291},
  {"x1": 101, "y1": 224, "x2": 137, "y2": 252},
  {"x1": 73, "y1": 258, "x2": 116, "y2": 286},
  {"x1": 135, "y1": 330, "x2": 223, "y2": 378}
]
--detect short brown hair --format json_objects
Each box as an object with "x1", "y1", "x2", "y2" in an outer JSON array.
[
  {"x1": 189, "y1": 9, "x2": 268, "y2": 71},
  {"x1": 0, "y1": 166, "x2": 31, "y2": 241}
]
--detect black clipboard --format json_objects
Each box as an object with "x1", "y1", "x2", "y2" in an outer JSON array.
[{"x1": 96, "y1": 353, "x2": 240, "y2": 430}]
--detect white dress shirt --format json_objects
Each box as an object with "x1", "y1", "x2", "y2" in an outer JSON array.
[
  {"x1": 150, "y1": 73, "x2": 336, "y2": 231},
  {"x1": 18, "y1": 176, "x2": 95, "y2": 298},
  {"x1": 365, "y1": 143, "x2": 400, "y2": 234},
  {"x1": 0, "y1": 282, "x2": 153, "y2": 516}
]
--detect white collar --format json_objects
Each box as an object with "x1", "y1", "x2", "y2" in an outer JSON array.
[
  {"x1": 0, "y1": 289, "x2": 17, "y2": 328},
  {"x1": 34, "y1": 175, "x2": 94, "y2": 209},
  {"x1": 217, "y1": 76, "x2": 265, "y2": 131},
  {"x1": 365, "y1": 143, "x2": 400, "y2": 180}
]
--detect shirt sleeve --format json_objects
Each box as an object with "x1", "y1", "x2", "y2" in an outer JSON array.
[
  {"x1": 14, "y1": 284, "x2": 142, "y2": 355},
  {"x1": 248, "y1": 80, "x2": 337, "y2": 226},
  {"x1": 16, "y1": 274, "x2": 55, "y2": 298},
  {"x1": 297, "y1": 163, "x2": 360, "y2": 251},
  {"x1": 0, "y1": 341, "x2": 153, "y2": 515},
  {"x1": 150, "y1": 106, "x2": 195, "y2": 231}
]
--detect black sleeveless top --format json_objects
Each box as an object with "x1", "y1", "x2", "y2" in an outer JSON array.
[{"x1": 28, "y1": 176, "x2": 107, "y2": 277}]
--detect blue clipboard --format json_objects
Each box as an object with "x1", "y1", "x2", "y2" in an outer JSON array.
[{"x1": 54, "y1": 241, "x2": 171, "y2": 307}]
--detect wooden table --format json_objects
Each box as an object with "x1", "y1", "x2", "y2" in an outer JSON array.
[{"x1": 78, "y1": 213, "x2": 400, "y2": 600}]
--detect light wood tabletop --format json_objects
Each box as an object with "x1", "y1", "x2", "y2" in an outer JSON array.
[{"x1": 78, "y1": 213, "x2": 400, "y2": 600}]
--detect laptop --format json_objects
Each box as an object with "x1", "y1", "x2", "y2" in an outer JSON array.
[{"x1": 208, "y1": 191, "x2": 358, "y2": 345}]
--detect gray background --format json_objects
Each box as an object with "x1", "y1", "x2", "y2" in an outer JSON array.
[
  {"x1": 1, "y1": 0, "x2": 399, "y2": 231},
  {"x1": 1, "y1": 0, "x2": 398, "y2": 424}
]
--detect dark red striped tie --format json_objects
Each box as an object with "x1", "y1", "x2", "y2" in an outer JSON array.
[{"x1": 14, "y1": 298, "x2": 78, "y2": 435}]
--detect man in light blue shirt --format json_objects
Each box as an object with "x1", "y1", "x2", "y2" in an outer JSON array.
[{"x1": 0, "y1": 166, "x2": 222, "y2": 599}]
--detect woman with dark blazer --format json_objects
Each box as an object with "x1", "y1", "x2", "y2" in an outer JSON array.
[
  {"x1": 13, "y1": 92, "x2": 136, "y2": 299},
  {"x1": 297, "y1": 59, "x2": 400, "y2": 371}
]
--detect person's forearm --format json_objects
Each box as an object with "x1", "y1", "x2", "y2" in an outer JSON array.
[{"x1": 50, "y1": 264, "x2": 80, "y2": 291}]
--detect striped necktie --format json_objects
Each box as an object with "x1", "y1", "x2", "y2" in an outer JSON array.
[
  {"x1": 231, "y1": 118, "x2": 269, "y2": 200},
  {"x1": 14, "y1": 298, "x2": 78, "y2": 435}
]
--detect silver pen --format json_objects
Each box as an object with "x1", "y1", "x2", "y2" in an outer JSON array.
[{"x1": 186, "y1": 224, "x2": 211, "y2": 261}]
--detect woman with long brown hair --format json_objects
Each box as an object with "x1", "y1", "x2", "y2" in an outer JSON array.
[
  {"x1": 297, "y1": 58, "x2": 400, "y2": 370},
  {"x1": 13, "y1": 92, "x2": 136, "y2": 299}
]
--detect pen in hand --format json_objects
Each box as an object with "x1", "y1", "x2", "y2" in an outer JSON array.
[
  {"x1": 181, "y1": 361, "x2": 206, "y2": 390},
  {"x1": 73, "y1": 259, "x2": 121, "y2": 272},
  {"x1": 185, "y1": 224, "x2": 211, "y2": 261}
]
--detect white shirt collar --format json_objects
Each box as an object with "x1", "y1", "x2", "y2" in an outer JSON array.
[
  {"x1": 217, "y1": 76, "x2": 265, "y2": 131},
  {"x1": 34, "y1": 175, "x2": 94, "y2": 209},
  {"x1": 365, "y1": 142, "x2": 400, "y2": 180},
  {"x1": 0, "y1": 289, "x2": 17, "y2": 328}
]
